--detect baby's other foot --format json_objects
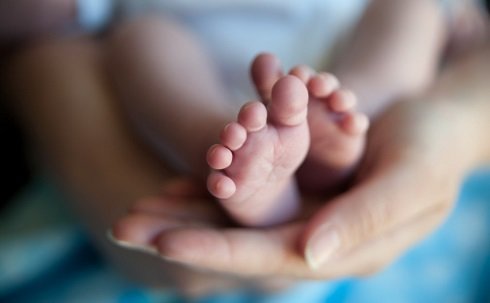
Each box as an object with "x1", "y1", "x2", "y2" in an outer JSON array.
[
  {"x1": 207, "y1": 76, "x2": 309, "y2": 226},
  {"x1": 293, "y1": 69, "x2": 369, "y2": 193}
]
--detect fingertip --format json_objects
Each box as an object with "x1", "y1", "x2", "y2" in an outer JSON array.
[
  {"x1": 110, "y1": 213, "x2": 178, "y2": 252},
  {"x1": 304, "y1": 226, "x2": 341, "y2": 270}
]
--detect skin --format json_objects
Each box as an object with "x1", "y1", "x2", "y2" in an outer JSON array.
[
  {"x1": 329, "y1": 0, "x2": 447, "y2": 118},
  {"x1": 0, "y1": 0, "x2": 77, "y2": 45},
  {"x1": 294, "y1": 0, "x2": 483, "y2": 199},
  {"x1": 1, "y1": 36, "x2": 248, "y2": 296},
  {"x1": 107, "y1": 16, "x2": 235, "y2": 176},
  {"x1": 206, "y1": 76, "x2": 310, "y2": 226},
  {"x1": 0, "y1": 0, "x2": 456, "y2": 216},
  {"x1": 5, "y1": 37, "x2": 487, "y2": 291},
  {"x1": 113, "y1": 43, "x2": 490, "y2": 278},
  {"x1": 251, "y1": 55, "x2": 370, "y2": 194},
  {"x1": 2, "y1": 0, "x2": 489, "y2": 296},
  {"x1": 107, "y1": 16, "x2": 368, "y2": 226}
]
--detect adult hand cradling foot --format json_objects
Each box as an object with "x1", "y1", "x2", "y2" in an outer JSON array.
[
  {"x1": 109, "y1": 99, "x2": 459, "y2": 279},
  {"x1": 3, "y1": 0, "x2": 490, "y2": 300},
  {"x1": 112, "y1": 45, "x2": 490, "y2": 280}
]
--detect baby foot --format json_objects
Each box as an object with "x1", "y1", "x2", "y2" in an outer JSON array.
[
  {"x1": 293, "y1": 69, "x2": 369, "y2": 192},
  {"x1": 251, "y1": 55, "x2": 369, "y2": 193},
  {"x1": 207, "y1": 75, "x2": 309, "y2": 226}
]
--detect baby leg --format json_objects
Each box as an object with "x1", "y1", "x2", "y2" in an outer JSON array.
[{"x1": 107, "y1": 16, "x2": 234, "y2": 176}]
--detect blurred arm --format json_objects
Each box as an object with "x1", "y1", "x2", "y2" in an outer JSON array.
[{"x1": 0, "y1": 0, "x2": 77, "y2": 44}]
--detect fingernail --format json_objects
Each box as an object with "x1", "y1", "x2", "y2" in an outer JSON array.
[
  {"x1": 305, "y1": 227, "x2": 341, "y2": 270},
  {"x1": 106, "y1": 230, "x2": 158, "y2": 255}
]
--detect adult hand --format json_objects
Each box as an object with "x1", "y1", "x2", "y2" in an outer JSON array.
[
  {"x1": 2, "y1": 35, "x2": 258, "y2": 296},
  {"x1": 112, "y1": 98, "x2": 469, "y2": 279}
]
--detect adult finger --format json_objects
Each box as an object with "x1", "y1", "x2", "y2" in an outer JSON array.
[
  {"x1": 151, "y1": 205, "x2": 448, "y2": 280},
  {"x1": 111, "y1": 192, "x2": 229, "y2": 249},
  {"x1": 129, "y1": 195, "x2": 228, "y2": 223},
  {"x1": 111, "y1": 209, "x2": 222, "y2": 250},
  {"x1": 324, "y1": 206, "x2": 449, "y2": 277},
  {"x1": 300, "y1": 159, "x2": 457, "y2": 270},
  {"x1": 152, "y1": 202, "x2": 446, "y2": 279},
  {"x1": 155, "y1": 223, "x2": 309, "y2": 278},
  {"x1": 111, "y1": 213, "x2": 185, "y2": 252},
  {"x1": 160, "y1": 177, "x2": 209, "y2": 198}
]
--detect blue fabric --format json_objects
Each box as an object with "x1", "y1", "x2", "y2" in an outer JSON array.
[{"x1": 1, "y1": 168, "x2": 490, "y2": 302}]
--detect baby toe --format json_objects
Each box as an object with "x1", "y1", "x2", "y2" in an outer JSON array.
[
  {"x1": 251, "y1": 53, "x2": 284, "y2": 102},
  {"x1": 207, "y1": 171, "x2": 236, "y2": 199},
  {"x1": 289, "y1": 65, "x2": 315, "y2": 84},
  {"x1": 340, "y1": 112, "x2": 370, "y2": 136},
  {"x1": 307, "y1": 73, "x2": 340, "y2": 98},
  {"x1": 207, "y1": 144, "x2": 233, "y2": 170},
  {"x1": 328, "y1": 89, "x2": 357, "y2": 113},
  {"x1": 238, "y1": 101, "x2": 268, "y2": 132},
  {"x1": 220, "y1": 122, "x2": 247, "y2": 151}
]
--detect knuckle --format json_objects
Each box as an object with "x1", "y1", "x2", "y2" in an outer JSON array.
[{"x1": 354, "y1": 198, "x2": 394, "y2": 242}]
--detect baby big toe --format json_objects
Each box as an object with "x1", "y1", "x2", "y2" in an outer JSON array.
[{"x1": 268, "y1": 75, "x2": 308, "y2": 126}]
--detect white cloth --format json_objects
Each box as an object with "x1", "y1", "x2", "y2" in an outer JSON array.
[{"x1": 77, "y1": 0, "x2": 368, "y2": 99}]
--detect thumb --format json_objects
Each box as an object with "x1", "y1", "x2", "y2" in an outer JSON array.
[{"x1": 300, "y1": 167, "x2": 443, "y2": 270}]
